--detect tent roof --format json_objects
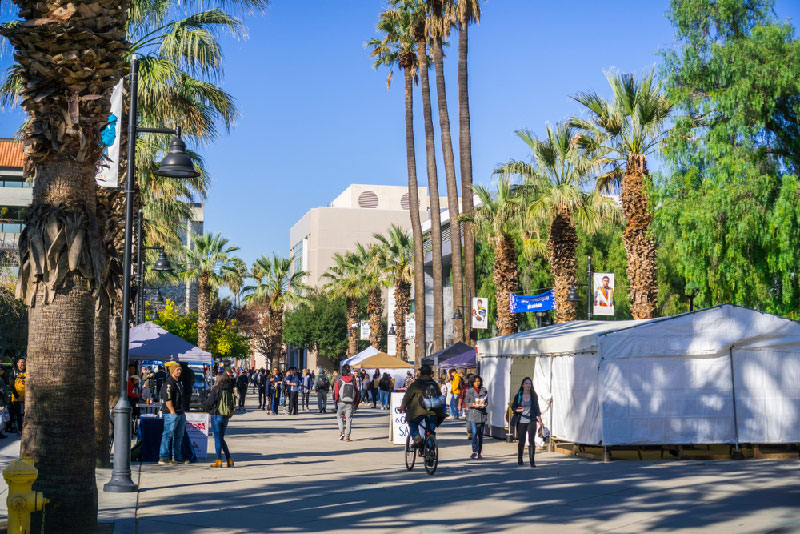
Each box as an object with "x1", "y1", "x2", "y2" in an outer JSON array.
[
  {"x1": 599, "y1": 304, "x2": 800, "y2": 359},
  {"x1": 477, "y1": 319, "x2": 647, "y2": 357},
  {"x1": 353, "y1": 352, "x2": 412, "y2": 369},
  {"x1": 440, "y1": 349, "x2": 477, "y2": 369},
  {"x1": 422, "y1": 342, "x2": 475, "y2": 365},
  {"x1": 129, "y1": 322, "x2": 213, "y2": 364},
  {"x1": 340, "y1": 346, "x2": 379, "y2": 367}
]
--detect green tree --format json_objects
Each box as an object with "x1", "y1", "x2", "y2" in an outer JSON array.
[
  {"x1": 323, "y1": 251, "x2": 366, "y2": 357},
  {"x1": 375, "y1": 224, "x2": 414, "y2": 360},
  {"x1": 496, "y1": 123, "x2": 619, "y2": 323},
  {"x1": 151, "y1": 299, "x2": 199, "y2": 345},
  {"x1": 284, "y1": 292, "x2": 348, "y2": 365},
  {"x1": 571, "y1": 69, "x2": 672, "y2": 319},
  {"x1": 655, "y1": 0, "x2": 800, "y2": 316}
]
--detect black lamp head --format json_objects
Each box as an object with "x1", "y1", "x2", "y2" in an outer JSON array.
[
  {"x1": 152, "y1": 250, "x2": 173, "y2": 272},
  {"x1": 157, "y1": 129, "x2": 200, "y2": 178},
  {"x1": 388, "y1": 325, "x2": 396, "y2": 336},
  {"x1": 152, "y1": 289, "x2": 165, "y2": 307},
  {"x1": 452, "y1": 308, "x2": 464, "y2": 321},
  {"x1": 566, "y1": 285, "x2": 582, "y2": 303}
]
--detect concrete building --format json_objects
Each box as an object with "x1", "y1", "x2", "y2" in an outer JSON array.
[{"x1": 0, "y1": 140, "x2": 28, "y2": 274}]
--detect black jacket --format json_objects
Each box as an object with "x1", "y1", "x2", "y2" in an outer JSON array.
[{"x1": 205, "y1": 379, "x2": 234, "y2": 416}]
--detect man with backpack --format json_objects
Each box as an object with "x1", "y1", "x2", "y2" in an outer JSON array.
[
  {"x1": 315, "y1": 368, "x2": 330, "y2": 413},
  {"x1": 301, "y1": 369, "x2": 313, "y2": 411},
  {"x1": 399, "y1": 364, "x2": 446, "y2": 448},
  {"x1": 334, "y1": 364, "x2": 360, "y2": 442}
]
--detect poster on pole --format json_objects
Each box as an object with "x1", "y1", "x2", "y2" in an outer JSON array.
[
  {"x1": 472, "y1": 297, "x2": 488, "y2": 329},
  {"x1": 593, "y1": 273, "x2": 615, "y2": 316},
  {"x1": 405, "y1": 316, "x2": 415, "y2": 339},
  {"x1": 359, "y1": 321, "x2": 370, "y2": 341},
  {"x1": 96, "y1": 79, "x2": 123, "y2": 187},
  {"x1": 390, "y1": 392, "x2": 409, "y2": 444}
]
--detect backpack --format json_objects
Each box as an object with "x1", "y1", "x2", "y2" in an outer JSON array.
[
  {"x1": 420, "y1": 380, "x2": 444, "y2": 410},
  {"x1": 339, "y1": 379, "x2": 356, "y2": 404},
  {"x1": 379, "y1": 376, "x2": 392, "y2": 390},
  {"x1": 218, "y1": 389, "x2": 235, "y2": 417},
  {"x1": 316, "y1": 373, "x2": 330, "y2": 390}
]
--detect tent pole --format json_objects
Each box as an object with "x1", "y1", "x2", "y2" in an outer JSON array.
[
  {"x1": 548, "y1": 353, "x2": 554, "y2": 453},
  {"x1": 729, "y1": 346, "x2": 740, "y2": 452}
]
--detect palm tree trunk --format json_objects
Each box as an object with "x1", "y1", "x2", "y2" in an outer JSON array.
[
  {"x1": 622, "y1": 153, "x2": 657, "y2": 319},
  {"x1": 403, "y1": 65, "x2": 427, "y2": 365},
  {"x1": 431, "y1": 36, "x2": 465, "y2": 343},
  {"x1": 346, "y1": 296, "x2": 359, "y2": 357},
  {"x1": 416, "y1": 31, "x2": 445, "y2": 353},
  {"x1": 458, "y1": 20, "x2": 476, "y2": 341},
  {"x1": 394, "y1": 281, "x2": 411, "y2": 361},
  {"x1": 549, "y1": 211, "x2": 578, "y2": 323},
  {"x1": 367, "y1": 286, "x2": 382, "y2": 348},
  {"x1": 94, "y1": 295, "x2": 110, "y2": 468},
  {"x1": 109, "y1": 309, "x2": 122, "y2": 408},
  {"x1": 270, "y1": 307, "x2": 284, "y2": 368},
  {"x1": 197, "y1": 272, "x2": 211, "y2": 351},
  {"x1": 494, "y1": 235, "x2": 519, "y2": 336}
]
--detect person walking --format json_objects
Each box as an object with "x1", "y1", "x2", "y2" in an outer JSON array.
[
  {"x1": 315, "y1": 368, "x2": 330, "y2": 413},
  {"x1": 159, "y1": 363, "x2": 187, "y2": 464},
  {"x1": 269, "y1": 367, "x2": 282, "y2": 414},
  {"x1": 205, "y1": 372, "x2": 235, "y2": 467},
  {"x1": 331, "y1": 369, "x2": 340, "y2": 413},
  {"x1": 256, "y1": 369, "x2": 267, "y2": 410},
  {"x1": 285, "y1": 368, "x2": 300, "y2": 415},
  {"x1": 443, "y1": 377, "x2": 453, "y2": 418},
  {"x1": 9, "y1": 358, "x2": 26, "y2": 434},
  {"x1": 371, "y1": 370, "x2": 381, "y2": 408},
  {"x1": 334, "y1": 364, "x2": 360, "y2": 441},
  {"x1": 0, "y1": 367, "x2": 9, "y2": 438},
  {"x1": 449, "y1": 369, "x2": 463, "y2": 420},
  {"x1": 465, "y1": 375, "x2": 489, "y2": 459},
  {"x1": 511, "y1": 376, "x2": 543, "y2": 467},
  {"x1": 235, "y1": 371, "x2": 249, "y2": 410},
  {"x1": 301, "y1": 369, "x2": 313, "y2": 411},
  {"x1": 378, "y1": 372, "x2": 393, "y2": 410}
]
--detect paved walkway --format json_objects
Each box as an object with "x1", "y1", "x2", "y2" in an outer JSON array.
[{"x1": 135, "y1": 394, "x2": 800, "y2": 534}]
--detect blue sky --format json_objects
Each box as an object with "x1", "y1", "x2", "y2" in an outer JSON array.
[{"x1": 2, "y1": 0, "x2": 800, "y2": 267}]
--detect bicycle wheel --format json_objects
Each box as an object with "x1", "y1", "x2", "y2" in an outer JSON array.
[
  {"x1": 423, "y1": 434, "x2": 438, "y2": 475},
  {"x1": 405, "y1": 435, "x2": 416, "y2": 470}
]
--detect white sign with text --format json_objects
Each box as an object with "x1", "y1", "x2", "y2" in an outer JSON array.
[
  {"x1": 185, "y1": 412, "x2": 209, "y2": 459},
  {"x1": 390, "y1": 392, "x2": 409, "y2": 445}
]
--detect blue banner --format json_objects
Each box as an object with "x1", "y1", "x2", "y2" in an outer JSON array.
[{"x1": 510, "y1": 290, "x2": 555, "y2": 313}]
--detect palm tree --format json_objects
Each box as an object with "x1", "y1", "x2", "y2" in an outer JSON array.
[
  {"x1": 182, "y1": 232, "x2": 239, "y2": 350},
  {"x1": 375, "y1": 225, "x2": 414, "y2": 360},
  {"x1": 224, "y1": 257, "x2": 248, "y2": 308},
  {"x1": 496, "y1": 123, "x2": 620, "y2": 323},
  {"x1": 244, "y1": 254, "x2": 308, "y2": 366},
  {"x1": 571, "y1": 70, "x2": 671, "y2": 319},
  {"x1": 352, "y1": 243, "x2": 384, "y2": 349},
  {"x1": 465, "y1": 178, "x2": 527, "y2": 335},
  {"x1": 323, "y1": 251, "x2": 365, "y2": 357},
  {"x1": 454, "y1": 0, "x2": 480, "y2": 332},
  {"x1": 0, "y1": 2, "x2": 128, "y2": 529},
  {"x1": 369, "y1": 1, "x2": 427, "y2": 362},
  {"x1": 427, "y1": 0, "x2": 465, "y2": 343}
]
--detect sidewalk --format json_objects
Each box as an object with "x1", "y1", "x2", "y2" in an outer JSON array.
[
  {"x1": 134, "y1": 395, "x2": 800, "y2": 534},
  {"x1": 0, "y1": 433, "x2": 138, "y2": 534}
]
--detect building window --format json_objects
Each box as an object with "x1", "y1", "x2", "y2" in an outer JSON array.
[
  {"x1": 292, "y1": 241, "x2": 303, "y2": 275},
  {"x1": 401, "y1": 193, "x2": 410, "y2": 210},
  {"x1": 357, "y1": 190, "x2": 379, "y2": 208}
]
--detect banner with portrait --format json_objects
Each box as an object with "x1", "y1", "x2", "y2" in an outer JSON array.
[
  {"x1": 472, "y1": 297, "x2": 488, "y2": 329},
  {"x1": 593, "y1": 273, "x2": 615, "y2": 316}
]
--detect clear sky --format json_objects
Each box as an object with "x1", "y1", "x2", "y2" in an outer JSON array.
[{"x1": 2, "y1": 1, "x2": 799, "y2": 267}]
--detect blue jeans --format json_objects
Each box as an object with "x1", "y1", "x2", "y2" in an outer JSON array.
[
  {"x1": 159, "y1": 413, "x2": 186, "y2": 461},
  {"x1": 469, "y1": 421, "x2": 485, "y2": 454},
  {"x1": 450, "y1": 397, "x2": 460, "y2": 419},
  {"x1": 407, "y1": 415, "x2": 426, "y2": 440},
  {"x1": 210, "y1": 415, "x2": 231, "y2": 461},
  {"x1": 317, "y1": 390, "x2": 328, "y2": 412},
  {"x1": 380, "y1": 390, "x2": 390, "y2": 408}
]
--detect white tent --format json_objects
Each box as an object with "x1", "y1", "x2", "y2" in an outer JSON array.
[
  {"x1": 340, "y1": 346, "x2": 380, "y2": 368},
  {"x1": 477, "y1": 305, "x2": 800, "y2": 447}
]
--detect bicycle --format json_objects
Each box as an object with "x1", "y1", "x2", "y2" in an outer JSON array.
[{"x1": 404, "y1": 413, "x2": 439, "y2": 475}]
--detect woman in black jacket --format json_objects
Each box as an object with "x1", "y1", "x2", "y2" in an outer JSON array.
[
  {"x1": 204, "y1": 373, "x2": 235, "y2": 468},
  {"x1": 511, "y1": 377, "x2": 542, "y2": 467}
]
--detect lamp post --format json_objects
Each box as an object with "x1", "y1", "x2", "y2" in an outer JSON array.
[
  {"x1": 567, "y1": 255, "x2": 593, "y2": 320},
  {"x1": 452, "y1": 306, "x2": 470, "y2": 341},
  {"x1": 104, "y1": 54, "x2": 199, "y2": 493},
  {"x1": 134, "y1": 214, "x2": 174, "y2": 325}
]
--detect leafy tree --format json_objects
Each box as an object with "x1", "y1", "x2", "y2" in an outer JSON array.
[
  {"x1": 323, "y1": 251, "x2": 367, "y2": 356},
  {"x1": 284, "y1": 292, "x2": 348, "y2": 364},
  {"x1": 655, "y1": 0, "x2": 800, "y2": 316},
  {"x1": 209, "y1": 318, "x2": 250, "y2": 361},
  {"x1": 374, "y1": 224, "x2": 414, "y2": 360},
  {"x1": 150, "y1": 299, "x2": 199, "y2": 345}
]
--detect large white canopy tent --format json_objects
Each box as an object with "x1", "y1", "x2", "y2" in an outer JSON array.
[{"x1": 477, "y1": 305, "x2": 800, "y2": 447}]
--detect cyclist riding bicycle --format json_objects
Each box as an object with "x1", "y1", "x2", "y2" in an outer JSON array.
[{"x1": 398, "y1": 364, "x2": 446, "y2": 448}]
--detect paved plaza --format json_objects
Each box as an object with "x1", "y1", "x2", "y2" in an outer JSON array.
[{"x1": 1, "y1": 393, "x2": 800, "y2": 533}]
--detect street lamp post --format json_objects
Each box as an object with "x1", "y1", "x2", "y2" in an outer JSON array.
[
  {"x1": 104, "y1": 54, "x2": 199, "y2": 493},
  {"x1": 567, "y1": 255, "x2": 593, "y2": 320},
  {"x1": 452, "y1": 305, "x2": 470, "y2": 341},
  {"x1": 134, "y1": 216, "x2": 174, "y2": 325}
]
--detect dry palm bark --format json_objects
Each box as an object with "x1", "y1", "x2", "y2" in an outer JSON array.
[
  {"x1": 394, "y1": 281, "x2": 411, "y2": 361},
  {"x1": 549, "y1": 209, "x2": 578, "y2": 323},
  {"x1": 367, "y1": 286, "x2": 382, "y2": 349},
  {"x1": 346, "y1": 296, "x2": 359, "y2": 357},
  {"x1": 1, "y1": 0, "x2": 129, "y2": 529},
  {"x1": 197, "y1": 271, "x2": 211, "y2": 350},
  {"x1": 415, "y1": 25, "x2": 444, "y2": 352},
  {"x1": 622, "y1": 154, "x2": 657, "y2": 319},
  {"x1": 269, "y1": 307, "x2": 283, "y2": 367},
  {"x1": 458, "y1": 17, "x2": 476, "y2": 342},
  {"x1": 493, "y1": 235, "x2": 519, "y2": 335}
]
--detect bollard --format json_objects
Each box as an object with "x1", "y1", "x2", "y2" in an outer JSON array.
[{"x1": 3, "y1": 457, "x2": 49, "y2": 534}]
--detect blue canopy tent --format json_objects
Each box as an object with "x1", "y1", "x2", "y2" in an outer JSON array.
[
  {"x1": 421, "y1": 342, "x2": 475, "y2": 367},
  {"x1": 128, "y1": 322, "x2": 213, "y2": 364},
  {"x1": 439, "y1": 349, "x2": 477, "y2": 370}
]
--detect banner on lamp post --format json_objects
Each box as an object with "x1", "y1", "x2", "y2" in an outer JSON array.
[
  {"x1": 592, "y1": 273, "x2": 615, "y2": 316},
  {"x1": 360, "y1": 321, "x2": 370, "y2": 341},
  {"x1": 472, "y1": 297, "x2": 488, "y2": 329},
  {"x1": 96, "y1": 79, "x2": 123, "y2": 187},
  {"x1": 510, "y1": 290, "x2": 555, "y2": 313}
]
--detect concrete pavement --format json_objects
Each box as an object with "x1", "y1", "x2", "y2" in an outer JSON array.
[{"x1": 134, "y1": 394, "x2": 800, "y2": 534}]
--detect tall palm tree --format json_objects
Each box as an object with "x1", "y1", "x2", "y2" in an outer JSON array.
[
  {"x1": 496, "y1": 123, "x2": 620, "y2": 323},
  {"x1": 224, "y1": 256, "x2": 248, "y2": 308},
  {"x1": 427, "y1": 0, "x2": 465, "y2": 343},
  {"x1": 182, "y1": 232, "x2": 239, "y2": 350},
  {"x1": 353, "y1": 243, "x2": 384, "y2": 349},
  {"x1": 571, "y1": 70, "x2": 671, "y2": 319},
  {"x1": 454, "y1": 0, "x2": 480, "y2": 332},
  {"x1": 465, "y1": 178, "x2": 527, "y2": 335},
  {"x1": 323, "y1": 251, "x2": 365, "y2": 357},
  {"x1": 375, "y1": 224, "x2": 414, "y2": 361},
  {"x1": 369, "y1": 1, "x2": 427, "y2": 362},
  {"x1": 0, "y1": 1, "x2": 128, "y2": 529},
  {"x1": 244, "y1": 254, "x2": 308, "y2": 366}
]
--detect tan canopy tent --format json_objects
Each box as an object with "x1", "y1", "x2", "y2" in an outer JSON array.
[{"x1": 352, "y1": 352, "x2": 412, "y2": 369}]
